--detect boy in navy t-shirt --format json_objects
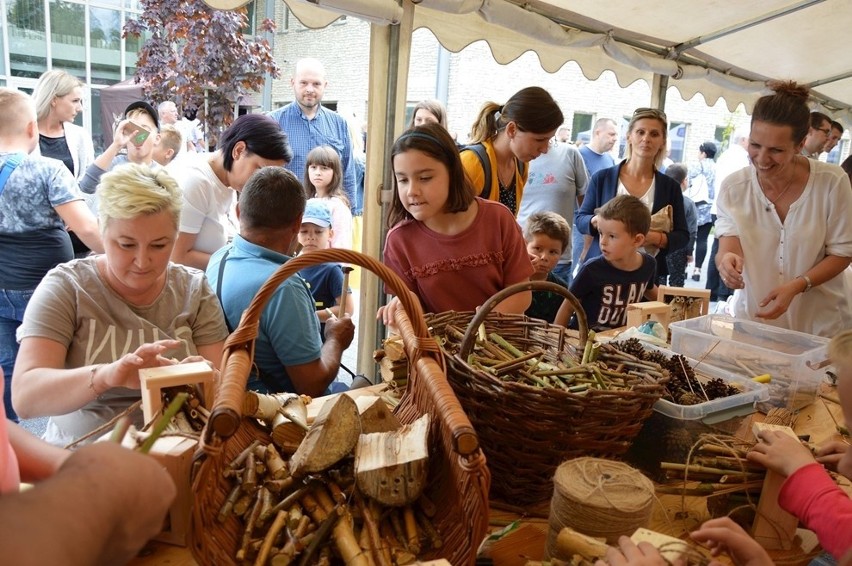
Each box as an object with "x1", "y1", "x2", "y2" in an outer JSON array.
[{"x1": 555, "y1": 194, "x2": 657, "y2": 331}]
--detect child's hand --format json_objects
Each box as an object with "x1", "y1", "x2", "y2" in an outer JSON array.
[
  {"x1": 594, "y1": 536, "x2": 668, "y2": 566},
  {"x1": 815, "y1": 440, "x2": 849, "y2": 472},
  {"x1": 747, "y1": 429, "x2": 815, "y2": 477},
  {"x1": 528, "y1": 252, "x2": 541, "y2": 270},
  {"x1": 376, "y1": 297, "x2": 401, "y2": 333},
  {"x1": 690, "y1": 517, "x2": 773, "y2": 566},
  {"x1": 112, "y1": 119, "x2": 135, "y2": 148}
]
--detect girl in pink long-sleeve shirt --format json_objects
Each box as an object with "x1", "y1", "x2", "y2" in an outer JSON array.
[{"x1": 748, "y1": 329, "x2": 852, "y2": 559}]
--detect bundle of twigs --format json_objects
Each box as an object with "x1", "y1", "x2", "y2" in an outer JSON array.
[
  {"x1": 455, "y1": 330, "x2": 666, "y2": 395},
  {"x1": 219, "y1": 445, "x2": 439, "y2": 566}
]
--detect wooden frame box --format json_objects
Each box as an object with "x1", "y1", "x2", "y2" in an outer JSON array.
[
  {"x1": 625, "y1": 300, "x2": 671, "y2": 331},
  {"x1": 657, "y1": 285, "x2": 711, "y2": 322},
  {"x1": 139, "y1": 362, "x2": 215, "y2": 425},
  {"x1": 148, "y1": 435, "x2": 197, "y2": 546}
]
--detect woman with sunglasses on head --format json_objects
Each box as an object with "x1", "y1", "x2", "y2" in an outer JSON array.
[
  {"x1": 575, "y1": 107, "x2": 689, "y2": 279},
  {"x1": 462, "y1": 87, "x2": 564, "y2": 216},
  {"x1": 715, "y1": 81, "x2": 852, "y2": 337}
]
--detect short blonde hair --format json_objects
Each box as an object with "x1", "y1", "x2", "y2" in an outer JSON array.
[
  {"x1": 158, "y1": 125, "x2": 182, "y2": 159},
  {"x1": 829, "y1": 330, "x2": 852, "y2": 372},
  {"x1": 97, "y1": 163, "x2": 182, "y2": 232},
  {"x1": 32, "y1": 70, "x2": 84, "y2": 122},
  {"x1": 0, "y1": 88, "x2": 36, "y2": 137}
]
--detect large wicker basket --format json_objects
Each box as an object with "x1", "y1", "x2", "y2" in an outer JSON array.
[
  {"x1": 190, "y1": 249, "x2": 490, "y2": 565},
  {"x1": 426, "y1": 281, "x2": 667, "y2": 505}
]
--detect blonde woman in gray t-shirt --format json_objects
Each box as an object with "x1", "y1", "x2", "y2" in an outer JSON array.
[{"x1": 12, "y1": 164, "x2": 229, "y2": 446}]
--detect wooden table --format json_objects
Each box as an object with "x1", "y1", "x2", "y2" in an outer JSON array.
[{"x1": 129, "y1": 383, "x2": 848, "y2": 566}]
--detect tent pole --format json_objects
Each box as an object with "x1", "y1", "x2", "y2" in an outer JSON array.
[
  {"x1": 650, "y1": 73, "x2": 669, "y2": 110},
  {"x1": 358, "y1": 0, "x2": 415, "y2": 379}
]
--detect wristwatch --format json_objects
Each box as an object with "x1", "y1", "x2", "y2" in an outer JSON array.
[{"x1": 797, "y1": 274, "x2": 813, "y2": 293}]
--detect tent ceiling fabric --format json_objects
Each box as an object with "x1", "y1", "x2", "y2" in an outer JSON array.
[{"x1": 283, "y1": 0, "x2": 852, "y2": 120}]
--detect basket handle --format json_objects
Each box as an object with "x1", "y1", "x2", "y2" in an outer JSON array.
[
  {"x1": 458, "y1": 280, "x2": 589, "y2": 358},
  {"x1": 205, "y1": 248, "x2": 430, "y2": 442}
]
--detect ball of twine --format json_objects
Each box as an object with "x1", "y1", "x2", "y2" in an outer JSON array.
[{"x1": 545, "y1": 457, "x2": 655, "y2": 558}]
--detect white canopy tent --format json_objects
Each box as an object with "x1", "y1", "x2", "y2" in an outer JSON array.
[
  {"x1": 232, "y1": 0, "x2": 852, "y2": 374},
  {"x1": 284, "y1": 0, "x2": 852, "y2": 119}
]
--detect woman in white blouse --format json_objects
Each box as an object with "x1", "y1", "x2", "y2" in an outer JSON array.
[
  {"x1": 715, "y1": 81, "x2": 852, "y2": 337},
  {"x1": 169, "y1": 114, "x2": 292, "y2": 270}
]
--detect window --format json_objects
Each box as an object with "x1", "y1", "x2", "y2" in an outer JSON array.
[
  {"x1": 7, "y1": 0, "x2": 48, "y2": 77},
  {"x1": 571, "y1": 112, "x2": 593, "y2": 144},
  {"x1": 89, "y1": 7, "x2": 122, "y2": 84},
  {"x1": 668, "y1": 122, "x2": 687, "y2": 163},
  {"x1": 241, "y1": 1, "x2": 256, "y2": 35},
  {"x1": 49, "y1": 0, "x2": 86, "y2": 77}
]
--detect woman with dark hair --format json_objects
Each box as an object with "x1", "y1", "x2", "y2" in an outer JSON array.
[
  {"x1": 575, "y1": 107, "x2": 689, "y2": 280},
  {"x1": 380, "y1": 123, "x2": 532, "y2": 322},
  {"x1": 716, "y1": 81, "x2": 852, "y2": 336},
  {"x1": 170, "y1": 113, "x2": 293, "y2": 269},
  {"x1": 461, "y1": 86, "x2": 564, "y2": 215}
]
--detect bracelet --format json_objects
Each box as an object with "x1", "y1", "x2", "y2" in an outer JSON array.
[
  {"x1": 797, "y1": 274, "x2": 813, "y2": 293},
  {"x1": 88, "y1": 364, "x2": 104, "y2": 399},
  {"x1": 325, "y1": 308, "x2": 335, "y2": 319}
]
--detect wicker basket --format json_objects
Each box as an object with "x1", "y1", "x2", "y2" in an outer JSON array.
[
  {"x1": 189, "y1": 249, "x2": 490, "y2": 565},
  {"x1": 426, "y1": 281, "x2": 667, "y2": 505}
]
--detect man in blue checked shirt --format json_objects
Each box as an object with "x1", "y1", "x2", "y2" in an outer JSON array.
[{"x1": 269, "y1": 58, "x2": 357, "y2": 210}]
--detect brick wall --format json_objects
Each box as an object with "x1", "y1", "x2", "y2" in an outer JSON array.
[{"x1": 269, "y1": 13, "x2": 752, "y2": 161}]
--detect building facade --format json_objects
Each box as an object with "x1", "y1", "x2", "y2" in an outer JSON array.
[
  {"x1": 1, "y1": 0, "x2": 147, "y2": 151},
  {"x1": 270, "y1": 9, "x2": 757, "y2": 163}
]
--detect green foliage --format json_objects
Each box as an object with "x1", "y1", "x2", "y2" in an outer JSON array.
[{"x1": 124, "y1": 0, "x2": 279, "y2": 146}]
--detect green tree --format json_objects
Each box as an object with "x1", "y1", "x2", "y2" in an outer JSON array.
[{"x1": 124, "y1": 0, "x2": 278, "y2": 145}]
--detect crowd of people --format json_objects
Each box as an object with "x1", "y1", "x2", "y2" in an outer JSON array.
[{"x1": 0, "y1": 58, "x2": 850, "y2": 563}]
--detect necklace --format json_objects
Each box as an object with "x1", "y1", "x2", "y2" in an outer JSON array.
[{"x1": 759, "y1": 164, "x2": 797, "y2": 211}]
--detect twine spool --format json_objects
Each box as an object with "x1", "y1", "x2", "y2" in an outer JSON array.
[{"x1": 545, "y1": 457, "x2": 655, "y2": 559}]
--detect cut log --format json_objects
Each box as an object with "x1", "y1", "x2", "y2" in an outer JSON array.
[
  {"x1": 356, "y1": 396, "x2": 401, "y2": 434},
  {"x1": 553, "y1": 527, "x2": 608, "y2": 561},
  {"x1": 750, "y1": 423, "x2": 799, "y2": 550},
  {"x1": 355, "y1": 414, "x2": 430, "y2": 507},
  {"x1": 244, "y1": 391, "x2": 302, "y2": 422},
  {"x1": 271, "y1": 412, "x2": 307, "y2": 455},
  {"x1": 382, "y1": 335, "x2": 406, "y2": 362},
  {"x1": 289, "y1": 394, "x2": 361, "y2": 477},
  {"x1": 379, "y1": 357, "x2": 408, "y2": 383}
]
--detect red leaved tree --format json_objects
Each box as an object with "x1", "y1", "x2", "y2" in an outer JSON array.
[{"x1": 124, "y1": 0, "x2": 279, "y2": 146}]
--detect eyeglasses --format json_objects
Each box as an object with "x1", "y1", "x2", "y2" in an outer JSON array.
[
  {"x1": 632, "y1": 107, "x2": 667, "y2": 121},
  {"x1": 816, "y1": 127, "x2": 831, "y2": 136}
]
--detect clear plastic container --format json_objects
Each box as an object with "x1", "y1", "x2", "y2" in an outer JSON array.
[
  {"x1": 645, "y1": 344, "x2": 769, "y2": 422},
  {"x1": 669, "y1": 315, "x2": 830, "y2": 410}
]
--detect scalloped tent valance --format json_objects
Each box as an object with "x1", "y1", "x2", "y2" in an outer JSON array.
[{"x1": 281, "y1": 0, "x2": 852, "y2": 125}]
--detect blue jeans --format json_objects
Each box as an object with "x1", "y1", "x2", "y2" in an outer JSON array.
[{"x1": 0, "y1": 288, "x2": 34, "y2": 421}]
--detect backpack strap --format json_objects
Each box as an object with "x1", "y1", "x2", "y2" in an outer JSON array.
[
  {"x1": 215, "y1": 249, "x2": 234, "y2": 333},
  {"x1": 0, "y1": 153, "x2": 26, "y2": 198},
  {"x1": 463, "y1": 143, "x2": 492, "y2": 198}
]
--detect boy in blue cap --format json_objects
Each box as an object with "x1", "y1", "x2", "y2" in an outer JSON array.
[{"x1": 298, "y1": 198, "x2": 353, "y2": 333}]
